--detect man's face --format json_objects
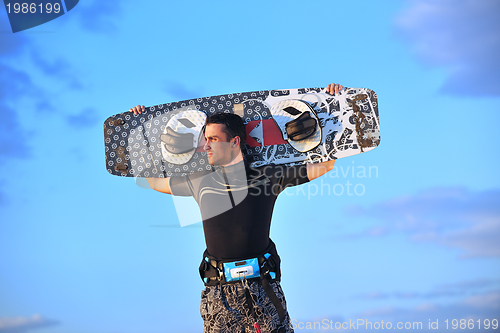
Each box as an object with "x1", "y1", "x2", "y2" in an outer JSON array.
[{"x1": 203, "y1": 123, "x2": 234, "y2": 166}]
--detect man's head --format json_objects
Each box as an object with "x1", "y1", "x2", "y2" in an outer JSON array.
[{"x1": 203, "y1": 113, "x2": 246, "y2": 166}]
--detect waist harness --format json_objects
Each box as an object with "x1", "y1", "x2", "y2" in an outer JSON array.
[{"x1": 199, "y1": 240, "x2": 286, "y2": 331}]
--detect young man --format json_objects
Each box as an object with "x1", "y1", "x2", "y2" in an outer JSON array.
[{"x1": 130, "y1": 83, "x2": 343, "y2": 333}]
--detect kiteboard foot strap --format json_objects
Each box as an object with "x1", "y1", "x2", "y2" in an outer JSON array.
[
  {"x1": 160, "y1": 127, "x2": 195, "y2": 154},
  {"x1": 285, "y1": 111, "x2": 318, "y2": 141}
]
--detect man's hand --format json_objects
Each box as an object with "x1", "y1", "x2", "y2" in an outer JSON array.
[
  {"x1": 130, "y1": 105, "x2": 145, "y2": 115},
  {"x1": 305, "y1": 83, "x2": 344, "y2": 180},
  {"x1": 326, "y1": 83, "x2": 344, "y2": 96}
]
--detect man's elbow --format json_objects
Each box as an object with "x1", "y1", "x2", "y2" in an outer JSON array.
[
  {"x1": 147, "y1": 178, "x2": 172, "y2": 194},
  {"x1": 307, "y1": 160, "x2": 336, "y2": 181}
]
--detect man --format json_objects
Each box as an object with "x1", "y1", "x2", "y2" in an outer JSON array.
[{"x1": 130, "y1": 83, "x2": 343, "y2": 333}]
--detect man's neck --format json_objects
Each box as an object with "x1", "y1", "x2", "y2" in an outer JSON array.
[{"x1": 221, "y1": 151, "x2": 244, "y2": 167}]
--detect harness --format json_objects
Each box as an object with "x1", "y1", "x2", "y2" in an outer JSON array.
[{"x1": 199, "y1": 240, "x2": 287, "y2": 333}]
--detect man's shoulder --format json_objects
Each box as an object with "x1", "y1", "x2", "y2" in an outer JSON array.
[
  {"x1": 248, "y1": 163, "x2": 307, "y2": 179},
  {"x1": 170, "y1": 168, "x2": 214, "y2": 187},
  {"x1": 250, "y1": 163, "x2": 306, "y2": 171},
  {"x1": 183, "y1": 168, "x2": 215, "y2": 179}
]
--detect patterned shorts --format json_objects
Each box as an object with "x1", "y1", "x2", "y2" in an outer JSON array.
[{"x1": 200, "y1": 280, "x2": 294, "y2": 333}]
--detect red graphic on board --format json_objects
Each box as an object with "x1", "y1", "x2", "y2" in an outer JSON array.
[{"x1": 245, "y1": 119, "x2": 287, "y2": 147}]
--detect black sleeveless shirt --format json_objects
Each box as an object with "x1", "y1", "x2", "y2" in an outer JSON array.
[{"x1": 170, "y1": 161, "x2": 309, "y2": 259}]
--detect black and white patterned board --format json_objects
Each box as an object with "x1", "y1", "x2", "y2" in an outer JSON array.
[{"x1": 103, "y1": 87, "x2": 380, "y2": 178}]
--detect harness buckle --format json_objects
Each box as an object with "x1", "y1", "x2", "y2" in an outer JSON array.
[{"x1": 223, "y1": 257, "x2": 260, "y2": 282}]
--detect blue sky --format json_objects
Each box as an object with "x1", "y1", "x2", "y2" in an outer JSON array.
[{"x1": 0, "y1": 0, "x2": 499, "y2": 332}]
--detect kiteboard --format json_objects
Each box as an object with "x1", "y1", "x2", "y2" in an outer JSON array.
[{"x1": 103, "y1": 87, "x2": 380, "y2": 178}]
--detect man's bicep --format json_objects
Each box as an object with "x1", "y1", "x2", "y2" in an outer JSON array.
[
  {"x1": 169, "y1": 176, "x2": 193, "y2": 196},
  {"x1": 274, "y1": 164, "x2": 310, "y2": 190}
]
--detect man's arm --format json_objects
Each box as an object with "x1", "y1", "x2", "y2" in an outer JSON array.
[
  {"x1": 306, "y1": 83, "x2": 343, "y2": 181},
  {"x1": 307, "y1": 160, "x2": 335, "y2": 181},
  {"x1": 129, "y1": 105, "x2": 172, "y2": 194}
]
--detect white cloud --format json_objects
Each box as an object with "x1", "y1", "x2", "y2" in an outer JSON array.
[
  {"x1": 353, "y1": 291, "x2": 500, "y2": 332},
  {"x1": 0, "y1": 314, "x2": 57, "y2": 332},
  {"x1": 413, "y1": 218, "x2": 500, "y2": 258},
  {"x1": 357, "y1": 306, "x2": 396, "y2": 318},
  {"x1": 344, "y1": 187, "x2": 500, "y2": 258},
  {"x1": 395, "y1": 0, "x2": 500, "y2": 96},
  {"x1": 357, "y1": 278, "x2": 500, "y2": 301},
  {"x1": 300, "y1": 290, "x2": 500, "y2": 332},
  {"x1": 462, "y1": 292, "x2": 500, "y2": 309}
]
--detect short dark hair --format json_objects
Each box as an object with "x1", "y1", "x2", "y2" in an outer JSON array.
[{"x1": 205, "y1": 112, "x2": 246, "y2": 150}]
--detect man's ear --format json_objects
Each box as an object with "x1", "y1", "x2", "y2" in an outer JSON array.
[{"x1": 232, "y1": 136, "x2": 241, "y2": 148}]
